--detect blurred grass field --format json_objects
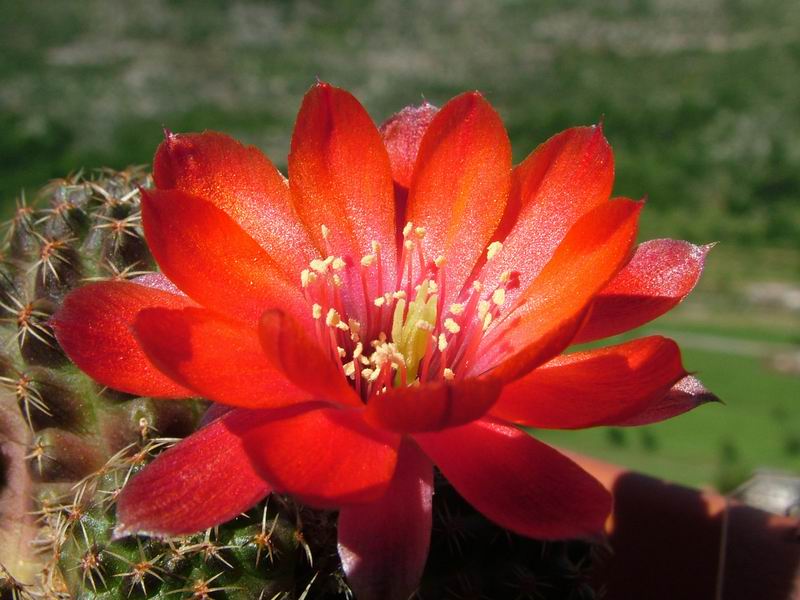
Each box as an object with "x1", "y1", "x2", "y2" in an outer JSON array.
[{"x1": 1, "y1": 0, "x2": 798, "y2": 490}]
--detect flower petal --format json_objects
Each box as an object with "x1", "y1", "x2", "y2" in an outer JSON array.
[
  {"x1": 338, "y1": 439, "x2": 433, "y2": 600},
  {"x1": 258, "y1": 309, "x2": 362, "y2": 408},
  {"x1": 414, "y1": 419, "x2": 611, "y2": 539},
  {"x1": 52, "y1": 281, "x2": 194, "y2": 398},
  {"x1": 141, "y1": 188, "x2": 310, "y2": 327},
  {"x1": 116, "y1": 409, "x2": 271, "y2": 536},
  {"x1": 574, "y1": 239, "x2": 713, "y2": 343},
  {"x1": 405, "y1": 92, "x2": 511, "y2": 306},
  {"x1": 379, "y1": 102, "x2": 439, "y2": 190},
  {"x1": 133, "y1": 307, "x2": 309, "y2": 409},
  {"x1": 614, "y1": 374, "x2": 721, "y2": 426},
  {"x1": 481, "y1": 125, "x2": 614, "y2": 302},
  {"x1": 491, "y1": 336, "x2": 688, "y2": 428},
  {"x1": 475, "y1": 199, "x2": 642, "y2": 381},
  {"x1": 233, "y1": 404, "x2": 400, "y2": 507},
  {"x1": 478, "y1": 125, "x2": 614, "y2": 308},
  {"x1": 154, "y1": 131, "x2": 317, "y2": 278},
  {"x1": 132, "y1": 272, "x2": 185, "y2": 295},
  {"x1": 365, "y1": 377, "x2": 501, "y2": 433},
  {"x1": 289, "y1": 82, "x2": 397, "y2": 324}
]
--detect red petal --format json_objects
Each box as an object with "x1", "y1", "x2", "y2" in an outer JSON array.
[
  {"x1": 365, "y1": 377, "x2": 501, "y2": 433},
  {"x1": 141, "y1": 188, "x2": 310, "y2": 327},
  {"x1": 379, "y1": 102, "x2": 439, "y2": 189},
  {"x1": 289, "y1": 83, "x2": 397, "y2": 323},
  {"x1": 132, "y1": 272, "x2": 184, "y2": 295},
  {"x1": 233, "y1": 404, "x2": 400, "y2": 507},
  {"x1": 479, "y1": 126, "x2": 614, "y2": 308},
  {"x1": 491, "y1": 336, "x2": 688, "y2": 428},
  {"x1": 414, "y1": 419, "x2": 611, "y2": 539},
  {"x1": 475, "y1": 199, "x2": 642, "y2": 381},
  {"x1": 405, "y1": 92, "x2": 511, "y2": 306},
  {"x1": 615, "y1": 374, "x2": 720, "y2": 426},
  {"x1": 153, "y1": 131, "x2": 316, "y2": 278},
  {"x1": 133, "y1": 307, "x2": 309, "y2": 409},
  {"x1": 52, "y1": 281, "x2": 193, "y2": 398},
  {"x1": 574, "y1": 239, "x2": 712, "y2": 343},
  {"x1": 258, "y1": 309, "x2": 362, "y2": 407},
  {"x1": 338, "y1": 439, "x2": 433, "y2": 600},
  {"x1": 116, "y1": 409, "x2": 271, "y2": 536}
]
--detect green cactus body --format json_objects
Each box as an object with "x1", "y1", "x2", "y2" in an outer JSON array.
[{"x1": 0, "y1": 170, "x2": 596, "y2": 600}]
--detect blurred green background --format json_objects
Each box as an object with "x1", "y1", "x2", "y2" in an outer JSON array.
[{"x1": 2, "y1": 0, "x2": 798, "y2": 491}]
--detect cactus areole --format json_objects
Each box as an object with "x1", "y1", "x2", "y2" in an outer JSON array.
[{"x1": 52, "y1": 83, "x2": 715, "y2": 600}]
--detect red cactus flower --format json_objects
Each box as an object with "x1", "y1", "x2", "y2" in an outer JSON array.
[{"x1": 53, "y1": 83, "x2": 715, "y2": 600}]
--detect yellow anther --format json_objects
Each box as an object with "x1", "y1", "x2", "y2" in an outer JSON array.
[
  {"x1": 449, "y1": 303, "x2": 465, "y2": 315},
  {"x1": 392, "y1": 291, "x2": 407, "y2": 300},
  {"x1": 472, "y1": 280, "x2": 483, "y2": 292},
  {"x1": 499, "y1": 270, "x2": 512, "y2": 283},
  {"x1": 353, "y1": 342, "x2": 364, "y2": 359},
  {"x1": 415, "y1": 320, "x2": 435, "y2": 331},
  {"x1": 312, "y1": 304, "x2": 323, "y2": 319},
  {"x1": 343, "y1": 361, "x2": 356, "y2": 378},
  {"x1": 310, "y1": 258, "x2": 329, "y2": 274},
  {"x1": 443, "y1": 368, "x2": 455, "y2": 380},
  {"x1": 438, "y1": 333, "x2": 448, "y2": 352},
  {"x1": 321, "y1": 224, "x2": 330, "y2": 240},
  {"x1": 404, "y1": 240, "x2": 414, "y2": 250},
  {"x1": 332, "y1": 257, "x2": 346, "y2": 271},
  {"x1": 325, "y1": 308, "x2": 341, "y2": 327},
  {"x1": 434, "y1": 256, "x2": 445, "y2": 269},
  {"x1": 337, "y1": 346, "x2": 346, "y2": 358},
  {"x1": 492, "y1": 288, "x2": 506, "y2": 306},
  {"x1": 428, "y1": 281, "x2": 439, "y2": 294},
  {"x1": 477, "y1": 300, "x2": 491, "y2": 320},
  {"x1": 300, "y1": 269, "x2": 311, "y2": 287},
  {"x1": 360, "y1": 254, "x2": 376, "y2": 267},
  {"x1": 403, "y1": 221, "x2": 414, "y2": 237},
  {"x1": 349, "y1": 319, "x2": 361, "y2": 336},
  {"x1": 482, "y1": 312, "x2": 493, "y2": 331},
  {"x1": 444, "y1": 318, "x2": 461, "y2": 334},
  {"x1": 332, "y1": 274, "x2": 343, "y2": 287},
  {"x1": 374, "y1": 296, "x2": 386, "y2": 307},
  {"x1": 414, "y1": 226, "x2": 426, "y2": 238},
  {"x1": 362, "y1": 368, "x2": 374, "y2": 380},
  {"x1": 487, "y1": 241, "x2": 503, "y2": 261},
  {"x1": 371, "y1": 240, "x2": 381, "y2": 253}
]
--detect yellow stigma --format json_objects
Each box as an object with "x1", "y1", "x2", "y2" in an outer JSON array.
[{"x1": 391, "y1": 279, "x2": 438, "y2": 384}]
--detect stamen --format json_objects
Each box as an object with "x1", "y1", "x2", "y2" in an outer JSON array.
[
  {"x1": 486, "y1": 241, "x2": 503, "y2": 261},
  {"x1": 449, "y1": 303, "x2": 465, "y2": 315},
  {"x1": 444, "y1": 318, "x2": 461, "y2": 334},
  {"x1": 297, "y1": 225, "x2": 515, "y2": 399}
]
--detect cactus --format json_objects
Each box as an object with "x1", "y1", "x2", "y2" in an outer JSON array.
[
  {"x1": 0, "y1": 170, "x2": 597, "y2": 599},
  {"x1": 0, "y1": 169, "x2": 205, "y2": 596}
]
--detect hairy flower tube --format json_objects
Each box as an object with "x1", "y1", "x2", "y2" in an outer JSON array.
[{"x1": 52, "y1": 83, "x2": 715, "y2": 600}]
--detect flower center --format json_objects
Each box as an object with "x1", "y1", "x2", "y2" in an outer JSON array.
[{"x1": 298, "y1": 222, "x2": 519, "y2": 403}]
